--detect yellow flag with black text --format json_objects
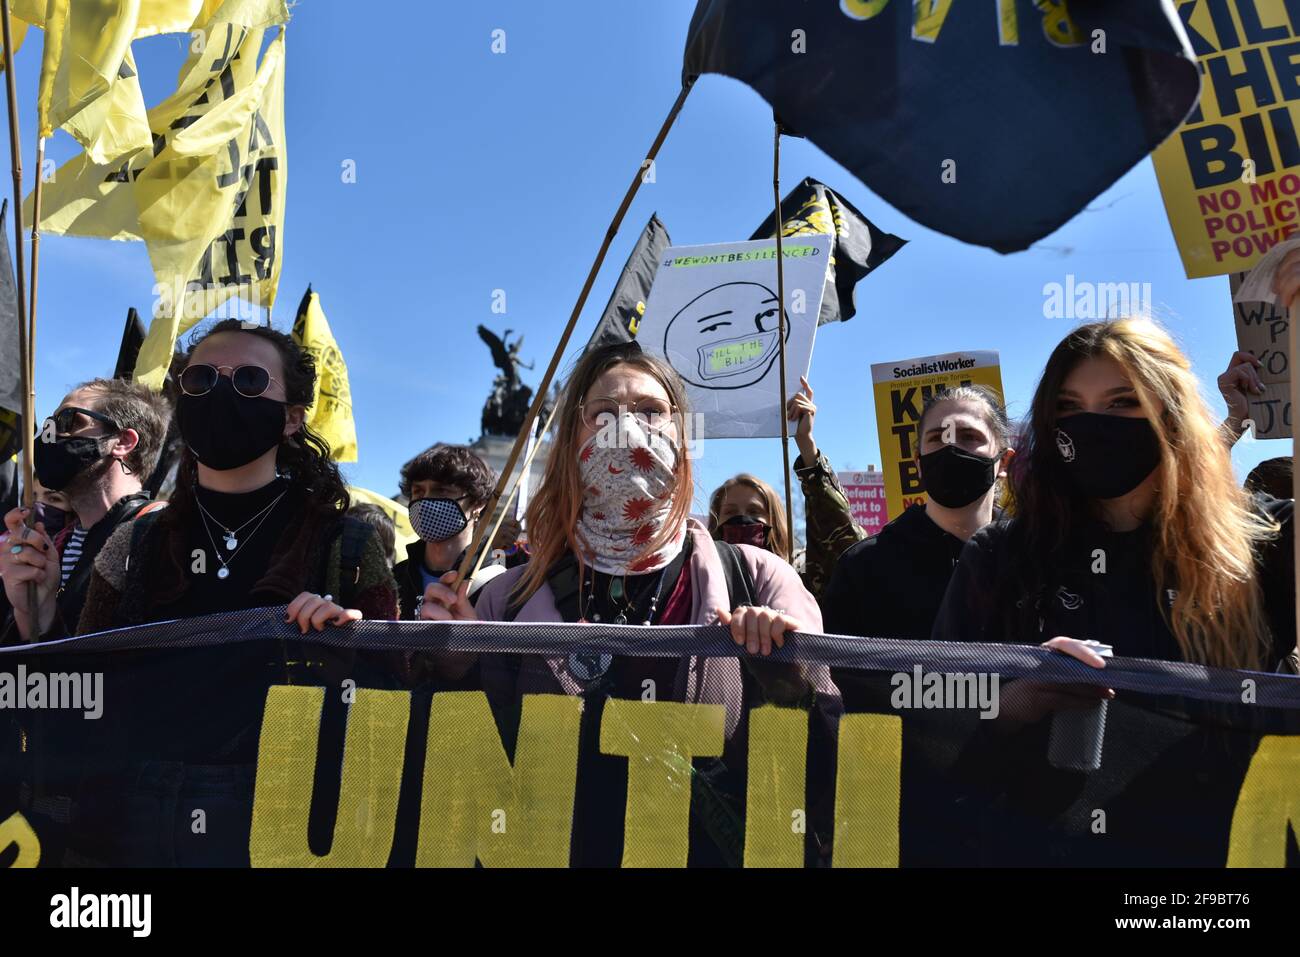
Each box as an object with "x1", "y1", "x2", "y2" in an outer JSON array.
[{"x1": 292, "y1": 287, "x2": 357, "y2": 463}]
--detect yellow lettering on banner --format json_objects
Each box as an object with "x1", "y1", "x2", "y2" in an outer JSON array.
[
  {"x1": 1035, "y1": 0, "x2": 1083, "y2": 47},
  {"x1": 998, "y1": 0, "x2": 1019, "y2": 45},
  {"x1": 249, "y1": 686, "x2": 409, "y2": 867},
  {"x1": 601, "y1": 699, "x2": 725, "y2": 867},
  {"x1": 1227, "y1": 735, "x2": 1300, "y2": 867},
  {"x1": 416, "y1": 692, "x2": 582, "y2": 867},
  {"x1": 840, "y1": 0, "x2": 890, "y2": 21},
  {"x1": 0, "y1": 811, "x2": 40, "y2": 867},
  {"x1": 743, "y1": 706, "x2": 808, "y2": 868},
  {"x1": 832, "y1": 713, "x2": 902, "y2": 867},
  {"x1": 912, "y1": 0, "x2": 955, "y2": 43}
]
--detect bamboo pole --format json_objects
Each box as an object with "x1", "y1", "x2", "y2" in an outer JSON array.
[
  {"x1": 452, "y1": 81, "x2": 694, "y2": 587},
  {"x1": 772, "y1": 122, "x2": 795, "y2": 558}
]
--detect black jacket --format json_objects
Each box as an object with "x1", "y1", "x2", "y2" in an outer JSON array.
[
  {"x1": 394, "y1": 539, "x2": 433, "y2": 621},
  {"x1": 932, "y1": 495, "x2": 1296, "y2": 670},
  {"x1": 821, "y1": 503, "x2": 967, "y2": 640}
]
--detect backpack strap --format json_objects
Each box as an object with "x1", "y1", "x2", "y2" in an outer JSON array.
[
  {"x1": 503, "y1": 553, "x2": 580, "y2": 623},
  {"x1": 712, "y1": 538, "x2": 756, "y2": 611},
  {"x1": 335, "y1": 515, "x2": 372, "y2": 609}
]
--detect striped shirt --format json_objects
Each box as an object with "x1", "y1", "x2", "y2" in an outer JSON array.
[{"x1": 60, "y1": 526, "x2": 88, "y2": 586}]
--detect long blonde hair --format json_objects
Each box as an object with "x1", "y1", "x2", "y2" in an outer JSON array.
[
  {"x1": 515, "y1": 343, "x2": 694, "y2": 603},
  {"x1": 1011, "y1": 318, "x2": 1279, "y2": 670},
  {"x1": 707, "y1": 474, "x2": 792, "y2": 563}
]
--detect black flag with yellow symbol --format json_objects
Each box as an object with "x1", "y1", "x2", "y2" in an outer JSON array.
[
  {"x1": 585, "y1": 213, "x2": 671, "y2": 350},
  {"x1": 751, "y1": 177, "x2": 905, "y2": 326}
]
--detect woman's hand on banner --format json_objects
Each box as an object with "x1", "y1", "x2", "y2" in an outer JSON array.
[
  {"x1": 285, "y1": 591, "x2": 363, "y2": 634},
  {"x1": 717, "y1": 604, "x2": 801, "y2": 656},
  {"x1": 419, "y1": 572, "x2": 477, "y2": 622},
  {"x1": 0, "y1": 507, "x2": 60, "y2": 641}
]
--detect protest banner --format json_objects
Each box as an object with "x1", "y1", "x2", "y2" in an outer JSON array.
[
  {"x1": 871, "y1": 351, "x2": 1004, "y2": 520},
  {"x1": 1, "y1": 609, "x2": 1296, "y2": 868},
  {"x1": 837, "y1": 469, "x2": 887, "y2": 538},
  {"x1": 1229, "y1": 271, "x2": 1293, "y2": 438},
  {"x1": 1152, "y1": 0, "x2": 1300, "y2": 278},
  {"x1": 638, "y1": 237, "x2": 830, "y2": 438}
]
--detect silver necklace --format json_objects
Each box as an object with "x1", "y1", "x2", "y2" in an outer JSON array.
[
  {"x1": 196, "y1": 489, "x2": 287, "y2": 553},
  {"x1": 197, "y1": 490, "x2": 288, "y2": 580}
]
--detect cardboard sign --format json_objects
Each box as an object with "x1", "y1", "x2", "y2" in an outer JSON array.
[
  {"x1": 1152, "y1": 1, "x2": 1300, "y2": 278},
  {"x1": 870, "y1": 351, "x2": 1005, "y2": 519},
  {"x1": 638, "y1": 237, "x2": 830, "y2": 438},
  {"x1": 837, "y1": 470, "x2": 887, "y2": 538},
  {"x1": 1229, "y1": 271, "x2": 1293, "y2": 438}
]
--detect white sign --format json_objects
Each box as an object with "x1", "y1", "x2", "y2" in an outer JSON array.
[{"x1": 637, "y1": 237, "x2": 830, "y2": 438}]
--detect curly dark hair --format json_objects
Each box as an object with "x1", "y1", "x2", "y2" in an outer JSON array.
[
  {"x1": 154, "y1": 319, "x2": 351, "y2": 603},
  {"x1": 398, "y1": 444, "x2": 496, "y2": 508}
]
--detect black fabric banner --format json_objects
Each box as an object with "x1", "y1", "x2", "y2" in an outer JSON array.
[{"x1": 1, "y1": 609, "x2": 1297, "y2": 868}]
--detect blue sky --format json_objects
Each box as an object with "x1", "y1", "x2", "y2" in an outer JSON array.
[{"x1": 14, "y1": 1, "x2": 1287, "y2": 517}]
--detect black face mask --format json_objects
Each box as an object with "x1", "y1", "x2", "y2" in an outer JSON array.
[
  {"x1": 33, "y1": 501, "x2": 69, "y2": 536},
  {"x1": 33, "y1": 434, "x2": 108, "y2": 492},
  {"x1": 1054, "y1": 413, "x2": 1162, "y2": 500},
  {"x1": 919, "y1": 445, "x2": 999, "y2": 508},
  {"x1": 178, "y1": 376, "x2": 287, "y2": 471},
  {"x1": 719, "y1": 514, "x2": 770, "y2": 549}
]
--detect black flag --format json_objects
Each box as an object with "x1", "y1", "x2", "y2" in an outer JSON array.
[
  {"x1": 750, "y1": 177, "x2": 905, "y2": 325},
  {"x1": 684, "y1": 0, "x2": 1199, "y2": 253},
  {"x1": 585, "y1": 213, "x2": 671, "y2": 350},
  {"x1": 0, "y1": 201, "x2": 20, "y2": 462},
  {"x1": 113, "y1": 307, "x2": 147, "y2": 380}
]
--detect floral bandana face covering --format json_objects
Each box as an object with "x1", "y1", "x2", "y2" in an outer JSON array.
[{"x1": 575, "y1": 414, "x2": 685, "y2": 575}]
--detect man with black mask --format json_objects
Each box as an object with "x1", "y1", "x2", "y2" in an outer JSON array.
[
  {"x1": 1, "y1": 378, "x2": 169, "y2": 640},
  {"x1": 823, "y1": 385, "x2": 1012, "y2": 640}
]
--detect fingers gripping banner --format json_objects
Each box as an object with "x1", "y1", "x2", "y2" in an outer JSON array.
[{"x1": 0, "y1": 611, "x2": 1297, "y2": 868}]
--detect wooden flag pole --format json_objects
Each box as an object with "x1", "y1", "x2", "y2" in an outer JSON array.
[
  {"x1": 452, "y1": 80, "x2": 694, "y2": 587},
  {"x1": 471, "y1": 408, "x2": 555, "y2": 579},
  {"x1": 1290, "y1": 295, "x2": 1299, "y2": 658},
  {"x1": 27, "y1": 135, "x2": 41, "y2": 385},
  {"x1": 772, "y1": 121, "x2": 795, "y2": 558},
  {"x1": 1, "y1": 0, "x2": 33, "y2": 515}
]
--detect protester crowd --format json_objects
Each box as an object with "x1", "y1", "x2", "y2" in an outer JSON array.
[{"x1": 0, "y1": 275, "x2": 1295, "y2": 864}]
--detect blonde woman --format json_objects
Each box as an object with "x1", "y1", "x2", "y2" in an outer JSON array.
[
  {"x1": 934, "y1": 318, "x2": 1295, "y2": 675},
  {"x1": 421, "y1": 341, "x2": 840, "y2": 865},
  {"x1": 707, "y1": 473, "x2": 792, "y2": 562}
]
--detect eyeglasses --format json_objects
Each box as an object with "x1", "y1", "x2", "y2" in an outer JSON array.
[
  {"x1": 179, "y1": 364, "x2": 280, "y2": 398},
  {"x1": 579, "y1": 396, "x2": 677, "y2": 431},
  {"x1": 44, "y1": 406, "x2": 120, "y2": 437}
]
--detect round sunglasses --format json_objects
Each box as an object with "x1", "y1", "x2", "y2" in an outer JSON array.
[{"x1": 179, "y1": 364, "x2": 281, "y2": 399}]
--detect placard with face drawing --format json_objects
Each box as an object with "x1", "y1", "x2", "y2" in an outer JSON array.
[{"x1": 637, "y1": 237, "x2": 830, "y2": 438}]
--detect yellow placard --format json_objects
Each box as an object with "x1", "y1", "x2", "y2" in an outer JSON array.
[
  {"x1": 1152, "y1": 0, "x2": 1300, "y2": 278},
  {"x1": 870, "y1": 351, "x2": 1004, "y2": 521}
]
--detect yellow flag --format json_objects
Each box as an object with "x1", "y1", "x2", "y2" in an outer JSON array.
[
  {"x1": 347, "y1": 487, "x2": 419, "y2": 553},
  {"x1": 34, "y1": 0, "x2": 141, "y2": 140},
  {"x1": 0, "y1": 17, "x2": 28, "y2": 71},
  {"x1": 62, "y1": 48, "x2": 151, "y2": 165},
  {"x1": 132, "y1": 27, "x2": 287, "y2": 388},
  {"x1": 291, "y1": 287, "x2": 357, "y2": 463}
]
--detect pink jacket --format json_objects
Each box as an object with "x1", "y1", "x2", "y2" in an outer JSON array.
[{"x1": 473, "y1": 520, "x2": 841, "y2": 737}]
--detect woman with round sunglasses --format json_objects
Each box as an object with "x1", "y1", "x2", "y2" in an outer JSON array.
[
  {"x1": 419, "y1": 341, "x2": 840, "y2": 865},
  {"x1": 7, "y1": 319, "x2": 398, "y2": 641},
  {"x1": 934, "y1": 317, "x2": 1295, "y2": 678}
]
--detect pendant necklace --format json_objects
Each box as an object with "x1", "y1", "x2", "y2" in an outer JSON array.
[
  {"x1": 197, "y1": 490, "x2": 288, "y2": 580},
  {"x1": 196, "y1": 489, "x2": 287, "y2": 554}
]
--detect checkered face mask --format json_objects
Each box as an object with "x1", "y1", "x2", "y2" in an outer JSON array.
[{"x1": 408, "y1": 497, "x2": 470, "y2": 543}]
